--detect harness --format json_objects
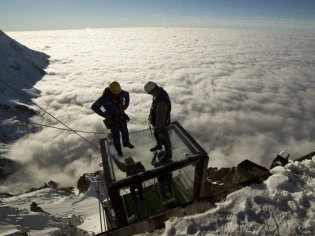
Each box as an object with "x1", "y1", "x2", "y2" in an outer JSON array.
[
  {"x1": 102, "y1": 89, "x2": 130, "y2": 129},
  {"x1": 150, "y1": 89, "x2": 171, "y2": 127}
]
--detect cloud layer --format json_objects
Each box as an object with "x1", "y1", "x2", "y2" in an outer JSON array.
[{"x1": 2, "y1": 28, "x2": 315, "y2": 193}]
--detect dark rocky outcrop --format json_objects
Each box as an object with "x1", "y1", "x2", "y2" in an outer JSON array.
[
  {"x1": 77, "y1": 171, "x2": 104, "y2": 194},
  {"x1": 15, "y1": 104, "x2": 37, "y2": 115},
  {"x1": 77, "y1": 175, "x2": 91, "y2": 194},
  {"x1": 30, "y1": 201, "x2": 50, "y2": 215},
  {"x1": 0, "y1": 157, "x2": 19, "y2": 180}
]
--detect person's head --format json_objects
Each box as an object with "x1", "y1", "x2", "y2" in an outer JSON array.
[
  {"x1": 124, "y1": 156, "x2": 135, "y2": 167},
  {"x1": 144, "y1": 81, "x2": 158, "y2": 94},
  {"x1": 109, "y1": 81, "x2": 121, "y2": 95}
]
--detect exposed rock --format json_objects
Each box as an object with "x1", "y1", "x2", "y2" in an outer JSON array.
[
  {"x1": 77, "y1": 174, "x2": 91, "y2": 194},
  {"x1": 204, "y1": 167, "x2": 247, "y2": 198},
  {"x1": 34, "y1": 65, "x2": 46, "y2": 75},
  {"x1": 15, "y1": 104, "x2": 37, "y2": 115},
  {"x1": 30, "y1": 201, "x2": 50, "y2": 215},
  {"x1": 0, "y1": 157, "x2": 19, "y2": 180},
  {"x1": 26, "y1": 181, "x2": 74, "y2": 195},
  {"x1": 0, "y1": 103, "x2": 10, "y2": 110},
  {"x1": 0, "y1": 192, "x2": 14, "y2": 198},
  {"x1": 77, "y1": 171, "x2": 104, "y2": 194}
]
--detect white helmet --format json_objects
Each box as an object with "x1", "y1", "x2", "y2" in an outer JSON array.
[{"x1": 144, "y1": 81, "x2": 157, "y2": 94}]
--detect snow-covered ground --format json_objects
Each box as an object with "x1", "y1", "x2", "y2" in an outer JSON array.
[
  {"x1": 1, "y1": 183, "x2": 101, "y2": 235},
  {"x1": 1, "y1": 156, "x2": 315, "y2": 235}
]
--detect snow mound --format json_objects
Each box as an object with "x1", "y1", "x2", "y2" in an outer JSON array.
[{"x1": 0, "y1": 204, "x2": 89, "y2": 236}]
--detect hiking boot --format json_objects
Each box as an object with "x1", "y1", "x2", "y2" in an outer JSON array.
[
  {"x1": 123, "y1": 143, "x2": 134, "y2": 149},
  {"x1": 150, "y1": 145, "x2": 162, "y2": 152}
]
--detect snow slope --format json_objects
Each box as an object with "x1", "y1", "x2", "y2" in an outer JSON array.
[
  {"x1": 0, "y1": 30, "x2": 49, "y2": 146},
  {"x1": 0, "y1": 183, "x2": 101, "y2": 235},
  {"x1": 1, "y1": 156, "x2": 315, "y2": 235}
]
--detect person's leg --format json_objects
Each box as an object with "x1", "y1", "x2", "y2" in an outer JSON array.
[
  {"x1": 150, "y1": 130, "x2": 163, "y2": 151},
  {"x1": 137, "y1": 183, "x2": 144, "y2": 200},
  {"x1": 130, "y1": 185, "x2": 138, "y2": 202},
  {"x1": 166, "y1": 173, "x2": 173, "y2": 195},
  {"x1": 119, "y1": 121, "x2": 133, "y2": 148},
  {"x1": 158, "y1": 127, "x2": 172, "y2": 158},
  {"x1": 157, "y1": 176, "x2": 167, "y2": 198},
  {"x1": 119, "y1": 121, "x2": 128, "y2": 144},
  {"x1": 111, "y1": 124, "x2": 122, "y2": 156}
]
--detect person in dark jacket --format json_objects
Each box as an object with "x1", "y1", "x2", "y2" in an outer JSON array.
[
  {"x1": 113, "y1": 156, "x2": 145, "y2": 203},
  {"x1": 91, "y1": 81, "x2": 134, "y2": 156},
  {"x1": 144, "y1": 81, "x2": 172, "y2": 159}
]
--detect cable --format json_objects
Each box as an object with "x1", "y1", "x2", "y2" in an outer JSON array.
[
  {"x1": 0, "y1": 114, "x2": 148, "y2": 135},
  {"x1": 0, "y1": 79, "x2": 150, "y2": 150},
  {"x1": 0, "y1": 79, "x2": 101, "y2": 151},
  {"x1": 0, "y1": 114, "x2": 108, "y2": 134}
]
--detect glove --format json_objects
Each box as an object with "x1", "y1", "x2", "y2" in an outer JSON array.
[
  {"x1": 104, "y1": 111, "x2": 110, "y2": 119},
  {"x1": 123, "y1": 105, "x2": 128, "y2": 110}
]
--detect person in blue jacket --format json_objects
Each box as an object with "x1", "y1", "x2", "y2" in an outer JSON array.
[{"x1": 91, "y1": 81, "x2": 134, "y2": 156}]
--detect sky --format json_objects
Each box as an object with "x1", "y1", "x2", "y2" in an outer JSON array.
[
  {"x1": 1, "y1": 28, "x2": 315, "y2": 193},
  {"x1": 1, "y1": 155, "x2": 315, "y2": 235},
  {"x1": 1, "y1": 0, "x2": 315, "y2": 33}
]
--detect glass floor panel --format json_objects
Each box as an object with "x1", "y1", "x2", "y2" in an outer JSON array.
[{"x1": 107, "y1": 126, "x2": 194, "y2": 181}]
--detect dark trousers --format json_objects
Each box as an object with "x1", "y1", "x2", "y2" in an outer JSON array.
[
  {"x1": 111, "y1": 121, "x2": 129, "y2": 153},
  {"x1": 130, "y1": 183, "x2": 144, "y2": 201},
  {"x1": 154, "y1": 127, "x2": 172, "y2": 158},
  {"x1": 157, "y1": 173, "x2": 173, "y2": 198}
]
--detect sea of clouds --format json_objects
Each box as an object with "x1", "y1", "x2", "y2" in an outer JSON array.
[{"x1": 2, "y1": 28, "x2": 315, "y2": 193}]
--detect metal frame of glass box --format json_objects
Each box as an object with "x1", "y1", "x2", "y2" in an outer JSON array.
[{"x1": 99, "y1": 121, "x2": 209, "y2": 229}]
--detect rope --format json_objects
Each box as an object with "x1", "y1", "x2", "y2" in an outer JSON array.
[
  {"x1": 95, "y1": 185, "x2": 104, "y2": 232},
  {"x1": 0, "y1": 78, "x2": 152, "y2": 154},
  {"x1": 0, "y1": 79, "x2": 101, "y2": 151},
  {"x1": 0, "y1": 114, "x2": 108, "y2": 134},
  {"x1": 0, "y1": 113, "x2": 149, "y2": 135}
]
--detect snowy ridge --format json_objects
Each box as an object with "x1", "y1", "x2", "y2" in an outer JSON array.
[
  {"x1": 2, "y1": 157, "x2": 315, "y2": 235},
  {"x1": 0, "y1": 200, "x2": 88, "y2": 235},
  {"x1": 156, "y1": 156, "x2": 315, "y2": 236},
  {"x1": 0, "y1": 184, "x2": 100, "y2": 235},
  {"x1": 0, "y1": 30, "x2": 49, "y2": 145},
  {"x1": 0, "y1": 29, "x2": 49, "y2": 79}
]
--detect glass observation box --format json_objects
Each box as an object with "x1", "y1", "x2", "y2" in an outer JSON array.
[{"x1": 99, "y1": 121, "x2": 209, "y2": 229}]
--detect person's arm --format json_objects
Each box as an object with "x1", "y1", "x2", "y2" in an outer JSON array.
[
  {"x1": 91, "y1": 97, "x2": 106, "y2": 117},
  {"x1": 154, "y1": 101, "x2": 168, "y2": 131},
  {"x1": 122, "y1": 90, "x2": 130, "y2": 110},
  {"x1": 113, "y1": 157, "x2": 127, "y2": 172}
]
